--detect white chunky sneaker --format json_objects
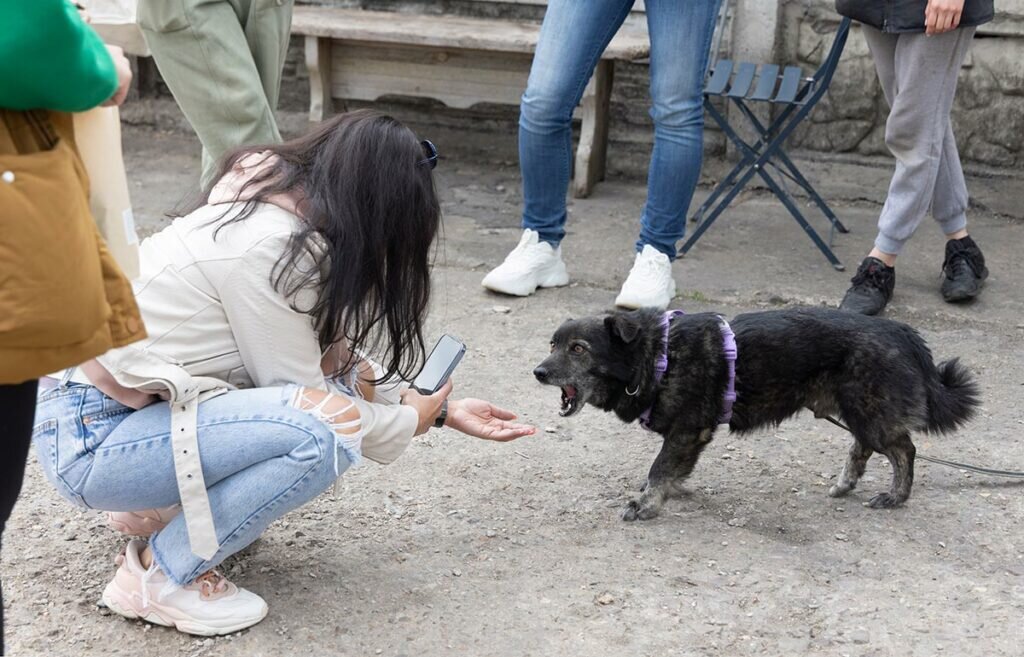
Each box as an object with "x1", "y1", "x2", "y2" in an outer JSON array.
[
  {"x1": 481, "y1": 229, "x2": 569, "y2": 296},
  {"x1": 614, "y1": 245, "x2": 677, "y2": 310},
  {"x1": 101, "y1": 540, "x2": 268, "y2": 636}
]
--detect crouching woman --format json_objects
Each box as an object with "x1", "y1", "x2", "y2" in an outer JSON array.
[{"x1": 32, "y1": 111, "x2": 534, "y2": 636}]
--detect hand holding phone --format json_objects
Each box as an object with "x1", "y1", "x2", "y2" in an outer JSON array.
[{"x1": 411, "y1": 334, "x2": 466, "y2": 394}]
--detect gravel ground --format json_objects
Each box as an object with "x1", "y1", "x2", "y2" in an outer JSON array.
[{"x1": 3, "y1": 117, "x2": 1022, "y2": 656}]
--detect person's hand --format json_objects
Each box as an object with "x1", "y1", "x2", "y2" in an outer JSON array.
[
  {"x1": 925, "y1": 0, "x2": 964, "y2": 35},
  {"x1": 101, "y1": 45, "x2": 133, "y2": 107},
  {"x1": 445, "y1": 398, "x2": 536, "y2": 442},
  {"x1": 400, "y1": 380, "x2": 453, "y2": 436}
]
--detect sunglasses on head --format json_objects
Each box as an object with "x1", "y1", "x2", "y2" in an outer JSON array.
[{"x1": 419, "y1": 140, "x2": 438, "y2": 169}]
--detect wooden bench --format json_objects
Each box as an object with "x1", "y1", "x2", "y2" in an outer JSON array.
[{"x1": 291, "y1": 7, "x2": 649, "y2": 198}]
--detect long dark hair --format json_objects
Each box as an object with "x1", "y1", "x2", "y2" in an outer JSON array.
[{"x1": 184, "y1": 110, "x2": 440, "y2": 383}]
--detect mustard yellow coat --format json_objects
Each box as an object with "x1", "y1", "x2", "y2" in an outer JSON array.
[{"x1": 0, "y1": 110, "x2": 145, "y2": 384}]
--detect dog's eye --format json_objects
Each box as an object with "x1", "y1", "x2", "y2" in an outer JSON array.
[
  {"x1": 572, "y1": 344, "x2": 585, "y2": 354},
  {"x1": 549, "y1": 342, "x2": 555, "y2": 353}
]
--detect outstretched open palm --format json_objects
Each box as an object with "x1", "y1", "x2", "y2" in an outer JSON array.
[{"x1": 447, "y1": 398, "x2": 535, "y2": 442}]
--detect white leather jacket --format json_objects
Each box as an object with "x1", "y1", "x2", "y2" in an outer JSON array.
[{"x1": 69, "y1": 199, "x2": 417, "y2": 559}]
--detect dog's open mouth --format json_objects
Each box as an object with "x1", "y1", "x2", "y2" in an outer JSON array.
[{"x1": 560, "y1": 385, "x2": 581, "y2": 417}]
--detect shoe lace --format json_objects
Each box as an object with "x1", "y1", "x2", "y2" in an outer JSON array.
[
  {"x1": 850, "y1": 262, "x2": 891, "y2": 290},
  {"x1": 194, "y1": 569, "x2": 230, "y2": 599},
  {"x1": 508, "y1": 241, "x2": 552, "y2": 268},
  {"x1": 633, "y1": 253, "x2": 668, "y2": 281},
  {"x1": 943, "y1": 250, "x2": 975, "y2": 281}
]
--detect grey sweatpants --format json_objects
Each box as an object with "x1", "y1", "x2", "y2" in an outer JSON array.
[{"x1": 863, "y1": 25, "x2": 976, "y2": 255}]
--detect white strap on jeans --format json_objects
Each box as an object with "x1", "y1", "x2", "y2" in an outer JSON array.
[
  {"x1": 170, "y1": 389, "x2": 226, "y2": 561},
  {"x1": 98, "y1": 348, "x2": 231, "y2": 561}
]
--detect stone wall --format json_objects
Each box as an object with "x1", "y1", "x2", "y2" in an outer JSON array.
[
  {"x1": 261, "y1": 0, "x2": 1024, "y2": 169},
  {"x1": 782, "y1": 0, "x2": 1024, "y2": 168},
  {"x1": 280, "y1": 0, "x2": 670, "y2": 177}
]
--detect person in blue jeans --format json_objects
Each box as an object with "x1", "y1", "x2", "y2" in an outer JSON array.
[{"x1": 483, "y1": 0, "x2": 721, "y2": 309}]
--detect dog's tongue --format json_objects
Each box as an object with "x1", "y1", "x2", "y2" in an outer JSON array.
[{"x1": 565, "y1": 385, "x2": 577, "y2": 399}]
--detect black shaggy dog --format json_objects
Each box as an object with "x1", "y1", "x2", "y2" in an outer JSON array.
[{"x1": 534, "y1": 307, "x2": 979, "y2": 520}]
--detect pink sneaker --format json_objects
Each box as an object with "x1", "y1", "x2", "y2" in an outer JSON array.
[
  {"x1": 107, "y1": 506, "x2": 180, "y2": 536},
  {"x1": 101, "y1": 540, "x2": 268, "y2": 636}
]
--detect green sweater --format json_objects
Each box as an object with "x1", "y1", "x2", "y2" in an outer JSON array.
[{"x1": 0, "y1": 0, "x2": 118, "y2": 111}]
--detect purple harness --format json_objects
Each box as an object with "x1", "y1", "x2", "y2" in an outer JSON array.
[{"x1": 637, "y1": 310, "x2": 738, "y2": 430}]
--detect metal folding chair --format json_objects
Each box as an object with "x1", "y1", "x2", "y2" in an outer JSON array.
[{"x1": 682, "y1": 17, "x2": 853, "y2": 270}]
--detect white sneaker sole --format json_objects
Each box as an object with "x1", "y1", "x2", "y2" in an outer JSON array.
[
  {"x1": 481, "y1": 261, "x2": 570, "y2": 297},
  {"x1": 101, "y1": 580, "x2": 268, "y2": 636}
]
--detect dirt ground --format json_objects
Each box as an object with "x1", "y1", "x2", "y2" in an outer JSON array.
[{"x1": 3, "y1": 109, "x2": 1023, "y2": 656}]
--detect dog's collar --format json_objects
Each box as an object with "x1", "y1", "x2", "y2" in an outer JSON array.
[{"x1": 637, "y1": 310, "x2": 738, "y2": 431}]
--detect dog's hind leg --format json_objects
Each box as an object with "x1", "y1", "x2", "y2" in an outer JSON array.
[
  {"x1": 828, "y1": 439, "x2": 873, "y2": 498},
  {"x1": 868, "y1": 433, "x2": 916, "y2": 509},
  {"x1": 623, "y1": 429, "x2": 713, "y2": 521}
]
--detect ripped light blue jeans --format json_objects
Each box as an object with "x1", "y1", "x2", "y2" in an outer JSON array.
[
  {"x1": 33, "y1": 383, "x2": 349, "y2": 586},
  {"x1": 520, "y1": 0, "x2": 720, "y2": 259}
]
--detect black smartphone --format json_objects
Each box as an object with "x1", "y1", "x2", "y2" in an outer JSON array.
[{"x1": 411, "y1": 334, "x2": 466, "y2": 394}]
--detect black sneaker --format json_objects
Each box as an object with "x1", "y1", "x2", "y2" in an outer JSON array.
[
  {"x1": 839, "y1": 257, "x2": 895, "y2": 315},
  {"x1": 941, "y1": 236, "x2": 988, "y2": 302}
]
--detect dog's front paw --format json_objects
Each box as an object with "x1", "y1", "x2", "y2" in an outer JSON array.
[
  {"x1": 828, "y1": 483, "x2": 852, "y2": 498},
  {"x1": 866, "y1": 492, "x2": 903, "y2": 509},
  {"x1": 621, "y1": 500, "x2": 641, "y2": 521},
  {"x1": 621, "y1": 499, "x2": 661, "y2": 522}
]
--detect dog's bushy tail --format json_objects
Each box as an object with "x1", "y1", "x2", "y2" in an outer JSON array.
[{"x1": 925, "y1": 358, "x2": 980, "y2": 434}]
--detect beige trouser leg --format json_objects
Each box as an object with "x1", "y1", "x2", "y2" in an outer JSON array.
[{"x1": 138, "y1": 0, "x2": 293, "y2": 188}]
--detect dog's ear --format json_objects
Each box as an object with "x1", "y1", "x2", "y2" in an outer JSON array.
[{"x1": 605, "y1": 313, "x2": 641, "y2": 344}]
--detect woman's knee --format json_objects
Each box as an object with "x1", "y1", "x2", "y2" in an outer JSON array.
[
  {"x1": 520, "y1": 75, "x2": 579, "y2": 133},
  {"x1": 287, "y1": 387, "x2": 361, "y2": 458},
  {"x1": 649, "y1": 94, "x2": 705, "y2": 134},
  {"x1": 883, "y1": 121, "x2": 927, "y2": 161}
]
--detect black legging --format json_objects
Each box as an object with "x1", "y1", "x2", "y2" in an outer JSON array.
[{"x1": 0, "y1": 380, "x2": 38, "y2": 656}]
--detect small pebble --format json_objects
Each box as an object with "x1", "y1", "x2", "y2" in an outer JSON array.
[
  {"x1": 492, "y1": 305, "x2": 512, "y2": 314},
  {"x1": 452, "y1": 569, "x2": 462, "y2": 577},
  {"x1": 595, "y1": 592, "x2": 615, "y2": 605},
  {"x1": 835, "y1": 533, "x2": 849, "y2": 542}
]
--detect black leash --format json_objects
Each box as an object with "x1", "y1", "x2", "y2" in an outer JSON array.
[{"x1": 821, "y1": 416, "x2": 1024, "y2": 480}]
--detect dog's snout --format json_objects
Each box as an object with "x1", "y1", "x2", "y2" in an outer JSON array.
[{"x1": 533, "y1": 366, "x2": 549, "y2": 383}]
